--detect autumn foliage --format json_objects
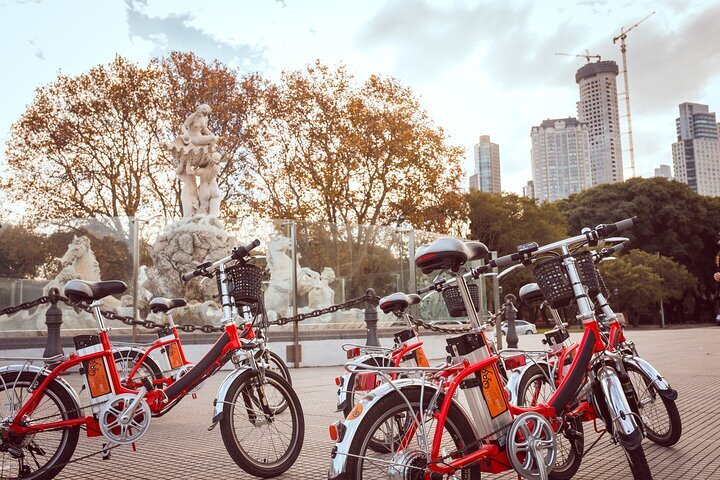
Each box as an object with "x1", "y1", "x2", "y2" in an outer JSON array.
[{"x1": 3, "y1": 54, "x2": 465, "y2": 235}]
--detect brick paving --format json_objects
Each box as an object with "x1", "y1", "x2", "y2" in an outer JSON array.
[{"x1": 51, "y1": 326, "x2": 720, "y2": 479}]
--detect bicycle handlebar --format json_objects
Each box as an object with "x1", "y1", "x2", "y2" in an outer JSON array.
[
  {"x1": 181, "y1": 239, "x2": 261, "y2": 282},
  {"x1": 475, "y1": 216, "x2": 637, "y2": 275}
]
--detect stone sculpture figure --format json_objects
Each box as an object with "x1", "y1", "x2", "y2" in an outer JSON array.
[
  {"x1": 165, "y1": 104, "x2": 224, "y2": 218},
  {"x1": 308, "y1": 267, "x2": 336, "y2": 309},
  {"x1": 43, "y1": 235, "x2": 101, "y2": 296},
  {"x1": 263, "y1": 236, "x2": 319, "y2": 316}
]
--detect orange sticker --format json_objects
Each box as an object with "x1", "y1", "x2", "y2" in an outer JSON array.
[
  {"x1": 478, "y1": 366, "x2": 509, "y2": 418},
  {"x1": 167, "y1": 343, "x2": 183, "y2": 369},
  {"x1": 347, "y1": 402, "x2": 363, "y2": 420},
  {"x1": 86, "y1": 358, "x2": 111, "y2": 398},
  {"x1": 414, "y1": 348, "x2": 429, "y2": 367}
]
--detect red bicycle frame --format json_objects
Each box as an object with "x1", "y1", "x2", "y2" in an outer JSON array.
[
  {"x1": 10, "y1": 321, "x2": 251, "y2": 437},
  {"x1": 399, "y1": 320, "x2": 603, "y2": 477}
]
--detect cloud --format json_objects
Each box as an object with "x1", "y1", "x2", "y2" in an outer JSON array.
[
  {"x1": 610, "y1": 4, "x2": 720, "y2": 113},
  {"x1": 123, "y1": 0, "x2": 265, "y2": 68},
  {"x1": 356, "y1": 0, "x2": 530, "y2": 79},
  {"x1": 26, "y1": 39, "x2": 45, "y2": 60},
  {"x1": 356, "y1": 0, "x2": 593, "y2": 89}
]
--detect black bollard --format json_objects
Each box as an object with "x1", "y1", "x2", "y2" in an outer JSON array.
[
  {"x1": 43, "y1": 288, "x2": 64, "y2": 360},
  {"x1": 365, "y1": 288, "x2": 380, "y2": 347},
  {"x1": 504, "y1": 294, "x2": 519, "y2": 349}
]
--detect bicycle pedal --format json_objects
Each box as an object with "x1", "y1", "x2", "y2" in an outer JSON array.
[{"x1": 101, "y1": 443, "x2": 112, "y2": 460}]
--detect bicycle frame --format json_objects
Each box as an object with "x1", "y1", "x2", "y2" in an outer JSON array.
[{"x1": 8, "y1": 258, "x2": 255, "y2": 438}]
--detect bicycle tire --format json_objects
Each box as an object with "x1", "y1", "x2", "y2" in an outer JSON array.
[
  {"x1": 0, "y1": 371, "x2": 80, "y2": 480},
  {"x1": 516, "y1": 364, "x2": 584, "y2": 480},
  {"x1": 344, "y1": 387, "x2": 481, "y2": 479},
  {"x1": 624, "y1": 362, "x2": 682, "y2": 446},
  {"x1": 623, "y1": 443, "x2": 653, "y2": 480},
  {"x1": 219, "y1": 370, "x2": 304, "y2": 478}
]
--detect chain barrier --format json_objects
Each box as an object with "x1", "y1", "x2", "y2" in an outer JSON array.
[
  {"x1": 407, "y1": 303, "x2": 508, "y2": 334},
  {"x1": 0, "y1": 292, "x2": 382, "y2": 333},
  {"x1": 266, "y1": 291, "x2": 379, "y2": 326}
]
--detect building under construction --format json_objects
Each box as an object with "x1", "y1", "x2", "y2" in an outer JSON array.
[{"x1": 575, "y1": 60, "x2": 624, "y2": 187}]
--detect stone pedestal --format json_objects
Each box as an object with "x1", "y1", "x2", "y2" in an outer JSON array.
[{"x1": 145, "y1": 216, "x2": 234, "y2": 321}]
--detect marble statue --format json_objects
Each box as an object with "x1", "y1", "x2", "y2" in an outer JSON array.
[
  {"x1": 165, "y1": 104, "x2": 224, "y2": 218},
  {"x1": 308, "y1": 267, "x2": 336, "y2": 309},
  {"x1": 263, "y1": 236, "x2": 319, "y2": 316},
  {"x1": 43, "y1": 235, "x2": 101, "y2": 295}
]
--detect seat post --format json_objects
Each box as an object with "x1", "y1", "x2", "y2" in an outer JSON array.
[
  {"x1": 453, "y1": 267, "x2": 483, "y2": 330},
  {"x1": 90, "y1": 300, "x2": 108, "y2": 332}
]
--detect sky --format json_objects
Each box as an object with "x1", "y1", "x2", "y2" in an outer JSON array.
[{"x1": 1, "y1": 0, "x2": 719, "y2": 196}]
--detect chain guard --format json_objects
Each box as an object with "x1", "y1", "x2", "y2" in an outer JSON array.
[
  {"x1": 506, "y1": 412, "x2": 556, "y2": 480},
  {"x1": 99, "y1": 394, "x2": 151, "y2": 445}
]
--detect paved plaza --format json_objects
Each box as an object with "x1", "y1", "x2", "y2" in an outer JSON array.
[{"x1": 56, "y1": 327, "x2": 720, "y2": 479}]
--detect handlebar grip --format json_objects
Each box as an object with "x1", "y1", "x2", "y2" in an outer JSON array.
[
  {"x1": 181, "y1": 270, "x2": 200, "y2": 282},
  {"x1": 610, "y1": 242, "x2": 627, "y2": 254},
  {"x1": 244, "y1": 238, "x2": 261, "y2": 253},
  {"x1": 493, "y1": 252, "x2": 521, "y2": 269},
  {"x1": 232, "y1": 239, "x2": 261, "y2": 260},
  {"x1": 598, "y1": 216, "x2": 637, "y2": 237},
  {"x1": 417, "y1": 284, "x2": 435, "y2": 295}
]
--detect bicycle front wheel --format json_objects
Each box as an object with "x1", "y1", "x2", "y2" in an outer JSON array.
[
  {"x1": 624, "y1": 363, "x2": 681, "y2": 446},
  {"x1": 219, "y1": 370, "x2": 304, "y2": 478}
]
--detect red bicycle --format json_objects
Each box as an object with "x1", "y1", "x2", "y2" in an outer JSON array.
[
  {"x1": 507, "y1": 240, "x2": 680, "y2": 480},
  {"x1": 329, "y1": 217, "x2": 653, "y2": 480},
  {"x1": 111, "y1": 295, "x2": 291, "y2": 399},
  {"x1": 0, "y1": 241, "x2": 304, "y2": 479}
]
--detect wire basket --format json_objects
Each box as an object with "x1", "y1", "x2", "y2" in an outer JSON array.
[
  {"x1": 532, "y1": 251, "x2": 602, "y2": 309},
  {"x1": 442, "y1": 284, "x2": 480, "y2": 318},
  {"x1": 222, "y1": 263, "x2": 263, "y2": 306}
]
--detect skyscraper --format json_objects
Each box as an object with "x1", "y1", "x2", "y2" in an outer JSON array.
[
  {"x1": 653, "y1": 165, "x2": 672, "y2": 179},
  {"x1": 576, "y1": 61, "x2": 624, "y2": 186},
  {"x1": 468, "y1": 135, "x2": 501, "y2": 193},
  {"x1": 530, "y1": 118, "x2": 591, "y2": 203},
  {"x1": 672, "y1": 102, "x2": 720, "y2": 196}
]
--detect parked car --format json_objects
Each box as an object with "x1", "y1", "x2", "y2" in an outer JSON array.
[
  {"x1": 500, "y1": 320, "x2": 537, "y2": 335},
  {"x1": 429, "y1": 319, "x2": 468, "y2": 327}
]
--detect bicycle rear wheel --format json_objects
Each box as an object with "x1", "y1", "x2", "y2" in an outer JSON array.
[
  {"x1": 0, "y1": 371, "x2": 80, "y2": 480},
  {"x1": 219, "y1": 370, "x2": 304, "y2": 478}
]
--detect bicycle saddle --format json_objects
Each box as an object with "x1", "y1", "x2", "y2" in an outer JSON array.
[
  {"x1": 149, "y1": 297, "x2": 187, "y2": 314},
  {"x1": 379, "y1": 292, "x2": 421, "y2": 314},
  {"x1": 519, "y1": 283, "x2": 545, "y2": 305},
  {"x1": 415, "y1": 238, "x2": 489, "y2": 274},
  {"x1": 64, "y1": 280, "x2": 127, "y2": 303}
]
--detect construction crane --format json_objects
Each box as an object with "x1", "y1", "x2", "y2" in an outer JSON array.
[
  {"x1": 555, "y1": 50, "x2": 601, "y2": 63},
  {"x1": 613, "y1": 11, "x2": 655, "y2": 178}
]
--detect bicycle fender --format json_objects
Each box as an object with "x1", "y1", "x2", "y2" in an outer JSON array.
[
  {"x1": 505, "y1": 360, "x2": 551, "y2": 406},
  {"x1": 212, "y1": 365, "x2": 252, "y2": 423},
  {"x1": 335, "y1": 354, "x2": 387, "y2": 412},
  {"x1": 328, "y1": 378, "x2": 473, "y2": 479},
  {"x1": 596, "y1": 366, "x2": 642, "y2": 449},
  {"x1": 0, "y1": 364, "x2": 81, "y2": 414},
  {"x1": 622, "y1": 355, "x2": 676, "y2": 399}
]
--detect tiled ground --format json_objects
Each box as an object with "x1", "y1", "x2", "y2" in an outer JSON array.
[{"x1": 51, "y1": 326, "x2": 720, "y2": 479}]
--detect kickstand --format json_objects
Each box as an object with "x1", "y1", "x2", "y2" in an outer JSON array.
[{"x1": 102, "y1": 443, "x2": 113, "y2": 460}]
